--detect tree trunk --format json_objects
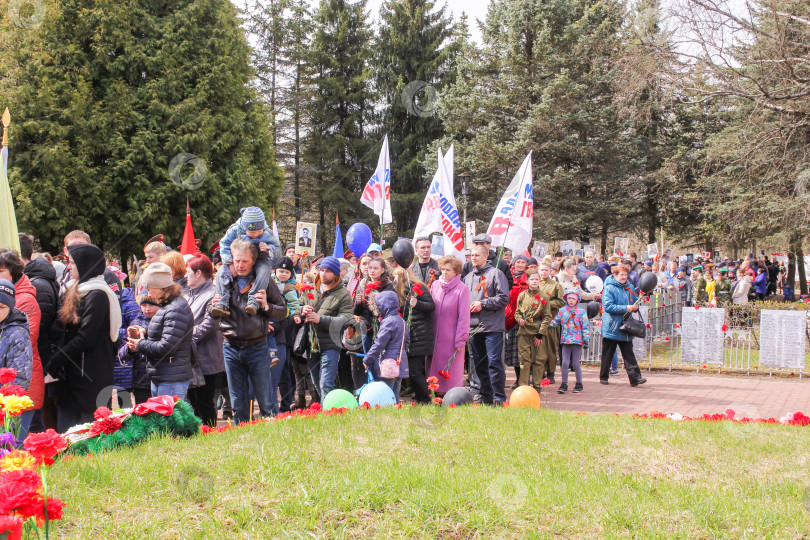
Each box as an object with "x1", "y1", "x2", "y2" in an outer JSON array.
[
  {"x1": 599, "y1": 222, "x2": 608, "y2": 259},
  {"x1": 789, "y1": 233, "x2": 807, "y2": 296}
]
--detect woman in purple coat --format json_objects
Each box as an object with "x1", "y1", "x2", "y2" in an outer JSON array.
[{"x1": 429, "y1": 256, "x2": 470, "y2": 393}]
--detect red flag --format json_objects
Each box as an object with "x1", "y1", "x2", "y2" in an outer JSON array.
[{"x1": 180, "y1": 197, "x2": 197, "y2": 255}]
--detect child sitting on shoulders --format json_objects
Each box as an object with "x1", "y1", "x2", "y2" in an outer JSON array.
[
  {"x1": 211, "y1": 207, "x2": 281, "y2": 317},
  {"x1": 549, "y1": 287, "x2": 590, "y2": 394}
]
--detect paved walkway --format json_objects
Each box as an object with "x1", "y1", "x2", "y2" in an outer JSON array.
[{"x1": 515, "y1": 367, "x2": 810, "y2": 418}]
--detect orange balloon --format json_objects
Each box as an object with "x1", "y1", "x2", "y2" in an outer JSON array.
[{"x1": 509, "y1": 386, "x2": 541, "y2": 408}]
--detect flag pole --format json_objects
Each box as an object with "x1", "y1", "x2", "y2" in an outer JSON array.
[{"x1": 2, "y1": 107, "x2": 9, "y2": 176}]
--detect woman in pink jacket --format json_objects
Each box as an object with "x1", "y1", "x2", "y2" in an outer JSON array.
[{"x1": 429, "y1": 255, "x2": 470, "y2": 393}]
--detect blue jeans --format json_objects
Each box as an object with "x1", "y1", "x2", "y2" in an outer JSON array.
[
  {"x1": 224, "y1": 341, "x2": 273, "y2": 424},
  {"x1": 267, "y1": 334, "x2": 287, "y2": 416},
  {"x1": 469, "y1": 331, "x2": 506, "y2": 404},
  {"x1": 15, "y1": 409, "x2": 35, "y2": 445},
  {"x1": 380, "y1": 377, "x2": 402, "y2": 403},
  {"x1": 151, "y1": 380, "x2": 190, "y2": 401},
  {"x1": 215, "y1": 254, "x2": 271, "y2": 307},
  {"x1": 308, "y1": 348, "x2": 340, "y2": 402}
]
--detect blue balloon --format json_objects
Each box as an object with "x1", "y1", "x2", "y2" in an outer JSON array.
[
  {"x1": 346, "y1": 223, "x2": 373, "y2": 257},
  {"x1": 358, "y1": 381, "x2": 397, "y2": 407}
]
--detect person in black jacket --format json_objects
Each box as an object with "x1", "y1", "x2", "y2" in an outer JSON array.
[
  {"x1": 127, "y1": 262, "x2": 194, "y2": 401},
  {"x1": 51, "y1": 243, "x2": 122, "y2": 433},
  {"x1": 24, "y1": 256, "x2": 61, "y2": 432},
  {"x1": 391, "y1": 267, "x2": 435, "y2": 403}
]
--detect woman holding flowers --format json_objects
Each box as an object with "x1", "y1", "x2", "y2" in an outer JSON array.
[
  {"x1": 428, "y1": 256, "x2": 470, "y2": 393},
  {"x1": 391, "y1": 267, "x2": 434, "y2": 404}
]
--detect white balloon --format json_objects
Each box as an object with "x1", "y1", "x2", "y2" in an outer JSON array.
[{"x1": 585, "y1": 275, "x2": 604, "y2": 294}]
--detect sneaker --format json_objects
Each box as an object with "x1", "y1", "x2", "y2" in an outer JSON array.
[
  {"x1": 210, "y1": 303, "x2": 231, "y2": 318},
  {"x1": 573, "y1": 383, "x2": 583, "y2": 393},
  {"x1": 269, "y1": 352, "x2": 280, "y2": 368},
  {"x1": 630, "y1": 377, "x2": 648, "y2": 387},
  {"x1": 557, "y1": 383, "x2": 568, "y2": 394},
  {"x1": 609, "y1": 369, "x2": 619, "y2": 375},
  {"x1": 245, "y1": 301, "x2": 260, "y2": 315},
  {"x1": 600, "y1": 379, "x2": 609, "y2": 385},
  {"x1": 510, "y1": 381, "x2": 520, "y2": 390}
]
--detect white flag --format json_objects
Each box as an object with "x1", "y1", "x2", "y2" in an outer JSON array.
[
  {"x1": 436, "y1": 146, "x2": 465, "y2": 260},
  {"x1": 413, "y1": 145, "x2": 453, "y2": 242},
  {"x1": 360, "y1": 135, "x2": 392, "y2": 224},
  {"x1": 487, "y1": 152, "x2": 534, "y2": 253}
]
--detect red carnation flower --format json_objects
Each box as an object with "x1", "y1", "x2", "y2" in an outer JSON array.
[
  {"x1": 0, "y1": 384, "x2": 26, "y2": 397},
  {"x1": 541, "y1": 378, "x2": 551, "y2": 386},
  {"x1": 412, "y1": 284, "x2": 423, "y2": 296},
  {"x1": 93, "y1": 406, "x2": 113, "y2": 420},
  {"x1": 432, "y1": 397, "x2": 443, "y2": 405},
  {"x1": 23, "y1": 429, "x2": 68, "y2": 467},
  {"x1": 541, "y1": 299, "x2": 546, "y2": 305},
  {"x1": 721, "y1": 324, "x2": 728, "y2": 332},
  {"x1": 0, "y1": 516, "x2": 23, "y2": 540},
  {"x1": 0, "y1": 469, "x2": 41, "y2": 515},
  {"x1": 646, "y1": 324, "x2": 651, "y2": 329},
  {"x1": 0, "y1": 368, "x2": 16, "y2": 385},
  {"x1": 534, "y1": 294, "x2": 541, "y2": 301},
  {"x1": 306, "y1": 293, "x2": 315, "y2": 300}
]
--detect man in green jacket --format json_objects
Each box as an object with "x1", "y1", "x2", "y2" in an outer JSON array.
[{"x1": 302, "y1": 256, "x2": 353, "y2": 401}]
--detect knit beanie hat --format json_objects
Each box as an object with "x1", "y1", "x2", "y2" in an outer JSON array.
[
  {"x1": 276, "y1": 256, "x2": 295, "y2": 274},
  {"x1": 240, "y1": 207, "x2": 266, "y2": 231},
  {"x1": 142, "y1": 262, "x2": 174, "y2": 289},
  {"x1": 0, "y1": 279, "x2": 15, "y2": 310},
  {"x1": 320, "y1": 256, "x2": 341, "y2": 276},
  {"x1": 513, "y1": 254, "x2": 528, "y2": 265}
]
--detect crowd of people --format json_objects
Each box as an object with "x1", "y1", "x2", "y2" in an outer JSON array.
[{"x1": 0, "y1": 206, "x2": 795, "y2": 433}]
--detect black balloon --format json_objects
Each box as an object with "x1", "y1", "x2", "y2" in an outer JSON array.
[
  {"x1": 392, "y1": 239, "x2": 416, "y2": 268},
  {"x1": 441, "y1": 386, "x2": 473, "y2": 407},
  {"x1": 639, "y1": 272, "x2": 658, "y2": 294},
  {"x1": 586, "y1": 301, "x2": 601, "y2": 319}
]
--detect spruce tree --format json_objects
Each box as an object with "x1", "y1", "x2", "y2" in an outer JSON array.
[
  {"x1": 437, "y1": 0, "x2": 635, "y2": 253},
  {"x1": 6, "y1": 0, "x2": 283, "y2": 262},
  {"x1": 375, "y1": 0, "x2": 457, "y2": 233},
  {"x1": 304, "y1": 0, "x2": 374, "y2": 252}
]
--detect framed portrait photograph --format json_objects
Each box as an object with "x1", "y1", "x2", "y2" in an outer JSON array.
[{"x1": 295, "y1": 222, "x2": 317, "y2": 256}]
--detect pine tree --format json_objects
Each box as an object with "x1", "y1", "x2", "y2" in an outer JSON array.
[
  {"x1": 375, "y1": 0, "x2": 457, "y2": 233},
  {"x1": 6, "y1": 0, "x2": 284, "y2": 263},
  {"x1": 304, "y1": 0, "x2": 375, "y2": 252}
]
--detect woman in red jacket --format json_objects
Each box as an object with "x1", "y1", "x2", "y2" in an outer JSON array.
[
  {"x1": 0, "y1": 249, "x2": 43, "y2": 441},
  {"x1": 504, "y1": 255, "x2": 529, "y2": 388}
]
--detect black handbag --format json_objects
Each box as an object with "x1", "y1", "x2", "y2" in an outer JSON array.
[{"x1": 619, "y1": 310, "x2": 646, "y2": 339}]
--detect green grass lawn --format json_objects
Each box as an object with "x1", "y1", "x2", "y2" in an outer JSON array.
[{"x1": 50, "y1": 407, "x2": 810, "y2": 538}]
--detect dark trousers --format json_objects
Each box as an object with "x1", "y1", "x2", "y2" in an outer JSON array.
[
  {"x1": 57, "y1": 408, "x2": 95, "y2": 434},
  {"x1": 469, "y1": 331, "x2": 506, "y2": 404},
  {"x1": 278, "y1": 347, "x2": 295, "y2": 412},
  {"x1": 599, "y1": 337, "x2": 643, "y2": 383},
  {"x1": 408, "y1": 354, "x2": 431, "y2": 403},
  {"x1": 188, "y1": 372, "x2": 221, "y2": 427}
]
